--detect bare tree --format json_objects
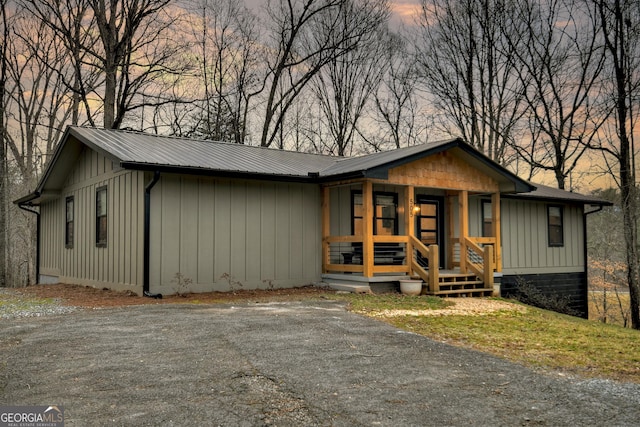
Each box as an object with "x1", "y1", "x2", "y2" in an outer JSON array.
[
  {"x1": 185, "y1": 0, "x2": 262, "y2": 143},
  {"x1": 0, "y1": 0, "x2": 10, "y2": 287},
  {"x1": 587, "y1": 188, "x2": 630, "y2": 326},
  {"x1": 415, "y1": 0, "x2": 527, "y2": 165},
  {"x1": 593, "y1": 0, "x2": 640, "y2": 328},
  {"x1": 259, "y1": 0, "x2": 389, "y2": 148},
  {"x1": 0, "y1": 9, "x2": 78, "y2": 286},
  {"x1": 369, "y1": 33, "x2": 420, "y2": 151},
  {"x1": 6, "y1": 14, "x2": 74, "y2": 183},
  {"x1": 505, "y1": 0, "x2": 607, "y2": 189},
  {"x1": 24, "y1": 0, "x2": 184, "y2": 129},
  {"x1": 311, "y1": 2, "x2": 390, "y2": 156}
]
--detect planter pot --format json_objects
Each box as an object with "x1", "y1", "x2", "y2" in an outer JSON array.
[
  {"x1": 399, "y1": 279, "x2": 423, "y2": 296},
  {"x1": 493, "y1": 283, "x2": 501, "y2": 297}
]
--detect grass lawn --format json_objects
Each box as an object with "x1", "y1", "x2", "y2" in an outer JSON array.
[
  {"x1": 0, "y1": 295, "x2": 59, "y2": 315},
  {"x1": 329, "y1": 293, "x2": 640, "y2": 383}
]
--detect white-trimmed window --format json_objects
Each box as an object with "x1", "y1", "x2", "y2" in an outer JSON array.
[
  {"x1": 547, "y1": 205, "x2": 564, "y2": 247},
  {"x1": 65, "y1": 196, "x2": 74, "y2": 248},
  {"x1": 482, "y1": 200, "x2": 492, "y2": 237},
  {"x1": 96, "y1": 186, "x2": 108, "y2": 247}
]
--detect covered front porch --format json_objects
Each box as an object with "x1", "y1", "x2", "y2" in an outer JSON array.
[{"x1": 321, "y1": 174, "x2": 503, "y2": 297}]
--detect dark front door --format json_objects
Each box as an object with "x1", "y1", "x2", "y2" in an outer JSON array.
[{"x1": 416, "y1": 196, "x2": 445, "y2": 269}]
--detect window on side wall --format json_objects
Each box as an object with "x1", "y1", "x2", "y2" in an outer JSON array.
[
  {"x1": 65, "y1": 196, "x2": 74, "y2": 248},
  {"x1": 547, "y1": 205, "x2": 564, "y2": 247},
  {"x1": 96, "y1": 186, "x2": 108, "y2": 247}
]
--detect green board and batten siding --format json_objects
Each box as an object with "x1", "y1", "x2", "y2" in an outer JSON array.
[
  {"x1": 148, "y1": 174, "x2": 322, "y2": 295},
  {"x1": 468, "y1": 197, "x2": 584, "y2": 274},
  {"x1": 40, "y1": 148, "x2": 322, "y2": 295},
  {"x1": 500, "y1": 198, "x2": 584, "y2": 274},
  {"x1": 39, "y1": 147, "x2": 145, "y2": 292}
]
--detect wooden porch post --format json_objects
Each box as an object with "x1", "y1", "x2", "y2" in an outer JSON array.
[
  {"x1": 459, "y1": 190, "x2": 468, "y2": 273},
  {"x1": 405, "y1": 185, "x2": 414, "y2": 275},
  {"x1": 321, "y1": 186, "x2": 330, "y2": 273},
  {"x1": 362, "y1": 180, "x2": 374, "y2": 277},
  {"x1": 483, "y1": 244, "x2": 494, "y2": 287},
  {"x1": 446, "y1": 194, "x2": 455, "y2": 270},
  {"x1": 491, "y1": 192, "x2": 502, "y2": 272}
]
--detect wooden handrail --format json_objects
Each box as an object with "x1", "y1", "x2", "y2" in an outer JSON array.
[
  {"x1": 324, "y1": 235, "x2": 363, "y2": 243},
  {"x1": 372, "y1": 235, "x2": 409, "y2": 243},
  {"x1": 464, "y1": 237, "x2": 484, "y2": 258},
  {"x1": 463, "y1": 237, "x2": 493, "y2": 287},
  {"x1": 409, "y1": 236, "x2": 439, "y2": 292},
  {"x1": 325, "y1": 235, "x2": 410, "y2": 244},
  {"x1": 467, "y1": 237, "x2": 496, "y2": 245},
  {"x1": 465, "y1": 237, "x2": 497, "y2": 269},
  {"x1": 409, "y1": 235, "x2": 429, "y2": 257}
]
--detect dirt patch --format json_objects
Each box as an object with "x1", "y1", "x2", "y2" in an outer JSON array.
[
  {"x1": 14, "y1": 283, "x2": 331, "y2": 308},
  {"x1": 12, "y1": 284, "x2": 518, "y2": 317},
  {"x1": 370, "y1": 297, "x2": 527, "y2": 317}
]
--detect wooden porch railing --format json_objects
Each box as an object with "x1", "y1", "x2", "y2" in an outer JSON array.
[
  {"x1": 324, "y1": 234, "x2": 492, "y2": 291},
  {"x1": 323, "y1": 235, "x2": 410, "y2": 275},
  {"x1": 323, "y1": 235, "x2": 365, "y2": 274},
  {"x1": 467, "y1": 237, "x2": 498, "y2": 268},
  {"x1": 463, "y1": 237, "x2": 494, "y2": 287},
  {"x1": 451, "y1": 237, "x2": 498, "y2": 270},
  {"x1": 409, "y1": 236, "x2": 439, "y2": 293}
]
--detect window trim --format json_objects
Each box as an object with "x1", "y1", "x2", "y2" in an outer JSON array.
[
  {"x1": 547, "y1": 204, "x2": 564, "y2": 247},
  {"x1": 96, "y1": 186, "x2": 108, "y2": 247},
  {"x1": 373, "y1": 191, "x2": 398, "y2": 235},
  {"x1": 65, "y1": 196, "x2": 74, "y2": 249},
  {"x1": 351, "y1": 190, "x2": 362, "y2": 236},
  {"x1": 351, "y1": 190, "x2": 399, "y2": 236},
  {"x1": 481, "y1": 199, "x2": 492, "y2": 238}
]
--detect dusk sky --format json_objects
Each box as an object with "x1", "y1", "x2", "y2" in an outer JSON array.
[{"x1": 243, "y1": 0, "x2": 422, "y2": 26}]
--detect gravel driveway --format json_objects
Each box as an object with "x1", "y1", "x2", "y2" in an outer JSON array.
[{"x1": 1, "y1": 300, "x2": 639, "y2": 426}]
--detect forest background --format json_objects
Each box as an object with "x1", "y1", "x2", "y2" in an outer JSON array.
[{"x1": 0, "y1": 0, "x2": 638, "y2": 327}]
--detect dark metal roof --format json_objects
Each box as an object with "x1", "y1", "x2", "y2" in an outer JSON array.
[
  {"x1": 70, "y1": 129, "x2": 531, "y2": 191},
  {"x1": 506, "y1": 182, "x2": 613, "y2": 206},
  {"x1": 71, "y1": 127, "x2": 337, "y2": 178},
  {"x1": 15, "y1": 126, "x2": 608, "y2": 207}
]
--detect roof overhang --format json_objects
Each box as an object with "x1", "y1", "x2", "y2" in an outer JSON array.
[
  {"x1": 503, "y1": 191, "x2": 614, "y2": 207},
  {"x1": 119, "y1": 161, "x2": 318, "y2": 183},
  {"x1": 317, "y1": 139, "x2": 534, "y2": 193},
  {"x1": 14, "y1": 190, "x2": 62, "y2": 207}
]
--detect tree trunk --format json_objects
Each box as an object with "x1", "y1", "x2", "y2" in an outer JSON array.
[
  {"x1": 617, "y1": 44, "x2": 640, "y2": 328},
  {"x1": 597, "y1": 0, "x2": 640, "y2": 328},
  {"x1": 104, "y1": 59, "x2": 116, "y2": 128},
  {"x1": 0, "y1": 0, "x2": 8, "y2": 287}
]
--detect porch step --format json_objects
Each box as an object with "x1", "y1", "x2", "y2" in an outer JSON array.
[
  {"x1": 438, "y1": 280, "x2": 484, "y2": 288},
  {"x1": 429, "y1": 271, "x2": 491, "y2": 297},
  {"x1": 438, "y1": 273, "x2": 478, "y2": 282},
  {"x1": 428, "y1": 288, "x2": 494, "y2": 297},
  {"x1": 323, "y1": 282, "x2": 372, "y2": 294}
]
